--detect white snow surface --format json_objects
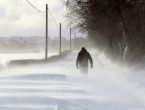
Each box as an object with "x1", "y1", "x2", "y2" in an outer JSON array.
[
  {"x1": 0, "y1": 52, "x2": 57, "y2": 67},
  {"x1": 0, "y1": 51, "x2": 145, "y2": 110}
]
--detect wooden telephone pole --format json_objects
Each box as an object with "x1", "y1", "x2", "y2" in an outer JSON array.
[
  {"x1": 74, "y1": 32, "x2": 76, "y2": 50},
  {"x1": 59, "y1": 23, "x2": 61, "y2": 56},
  {"x1": 45, "y1": 4, "x2": 48, "y2": 60},
  {"x1": 70, "y1": 27, "x2": 71, "y2": 53}
]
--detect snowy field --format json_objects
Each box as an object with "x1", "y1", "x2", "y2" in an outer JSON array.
[
  {"x1": 0, "y1": 51, "x2": 145, "y2": 110},
  {"x1": 0, "y1": 52, "x2": 58, "y2": 67}
]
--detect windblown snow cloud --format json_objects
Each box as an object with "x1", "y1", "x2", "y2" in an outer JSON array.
[{"x1": 0, "y1": 0, "x2": 68, "y2": 37}]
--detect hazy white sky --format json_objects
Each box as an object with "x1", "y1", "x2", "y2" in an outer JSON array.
[{"x1": 0, "y1": 0, "x2": 78, "y2": 38}]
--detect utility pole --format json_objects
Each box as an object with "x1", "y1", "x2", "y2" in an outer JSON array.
[
  {"x1": 45, "y1": 4, "x2": 48, "y2": 60},
  {"x1": 76, "y1": 36, "x2": 78, "y2": 50},
  {"x1": 70, "y1": 27, "x2": 71, "y2": 53},
  {"x1": 74, "y1": 32, "x2": 76, "y2": 50},
  {"x1": 59, "y1": 23, "x2": 61, "y2": 56}
]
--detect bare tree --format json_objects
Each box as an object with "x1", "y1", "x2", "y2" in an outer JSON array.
[{"x1": 66, "y1": 0, "x2": 145, "y2": 65}]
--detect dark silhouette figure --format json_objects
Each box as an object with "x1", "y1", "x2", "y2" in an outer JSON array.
[{"x1": 76, "y1": 47, "x2": 93, "y2": 74}]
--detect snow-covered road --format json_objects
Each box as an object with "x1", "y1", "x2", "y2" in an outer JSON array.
[{"x1": 0, "y1": 51, "x2": 145, "y2": 110}]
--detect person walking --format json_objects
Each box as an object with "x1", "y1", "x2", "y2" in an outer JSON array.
[{"x1": 76, "y1": 47, "x2": 93, "y2": 74}]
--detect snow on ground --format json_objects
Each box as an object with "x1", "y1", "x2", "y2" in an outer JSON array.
[
  {"x1": 0, "y1": 52, "x2": 58, "y2": 67},
  {"x1": 0, "y1": 51, "x2": 145, "y2": 110}
]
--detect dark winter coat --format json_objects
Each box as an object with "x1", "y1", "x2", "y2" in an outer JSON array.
[{"x1": 76, "y1": 49, "x2": 93, "y2": 67}]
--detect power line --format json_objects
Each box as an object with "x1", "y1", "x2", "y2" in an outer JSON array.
[
  {"x1": 62, "y1": 26, "x2": 69, "y2": 36},
  {"x1": 48, "y1": 8, "x2": 69, "y2": 36},
  {"x1": 26, "y1": 0, "x2": 45, "y2": 13},
  {"x1": 48, "y1": 8, "x2": 59, "y2": 29},
  {"x1": 26, "y1": 0, "x2": 69, "y2": 36}
]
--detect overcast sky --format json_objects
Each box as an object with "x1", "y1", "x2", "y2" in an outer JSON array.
[{"x1": 0, "y1": 0, "x2": 81, "y2": 38}]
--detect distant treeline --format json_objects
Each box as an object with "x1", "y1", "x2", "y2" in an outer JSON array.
[{"x1": 66, "y1": 0, "x2": 145, "y2": 65}]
